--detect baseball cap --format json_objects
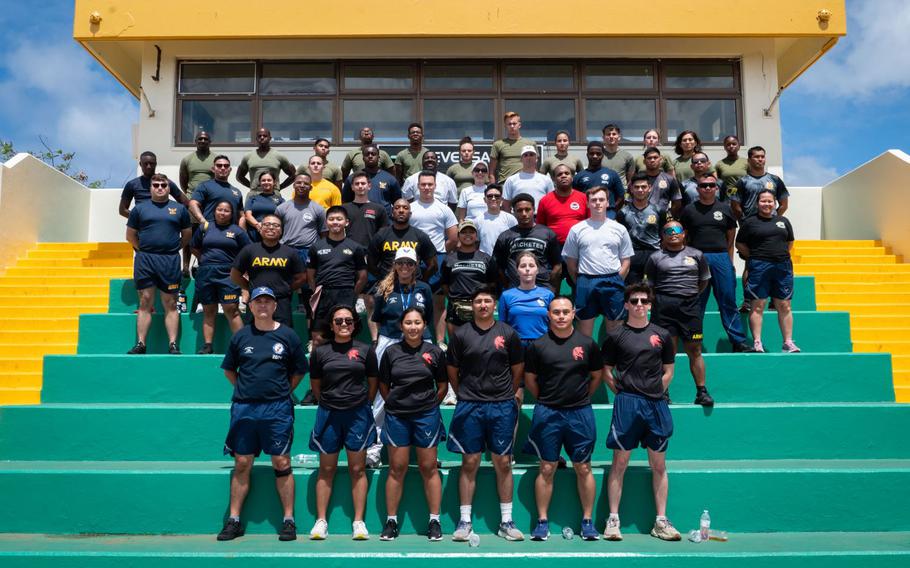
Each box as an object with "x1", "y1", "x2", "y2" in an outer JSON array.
[
  {"x1": 473, "y1": 161, "x2": 489, "y2": 172},
  {"x1": 521, "y1": 145, "x2": 537, "y2": 156},
  {"x1": 250, "y1": 286, "x2": 276, "y2": 301},
  {"x1": 394, "y1": 246, "x2": 418, "y2": 263},
  {"x1": 458, "y1": 219, "x2": 477, "y2": 232}
]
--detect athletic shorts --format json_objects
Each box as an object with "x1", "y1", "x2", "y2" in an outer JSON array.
[
  {"x1": 309, "y1": 403, "x2": 377, "y2": 454},
  {"x1": 224, "y1": 398, "x2": 294, "y2": 457},
  {"x1": 381, "y1": 407, "x2": 446, "y2": 449},
  {"x1": 523, "y1": 404, "x2": 596, "y2": 463},
  {"x1": 133, "y1": 251, "x2": 181, "y2": 294},
  {"x1": 447, "y1": 399, "x2": 518, "y2": 456},
  {"x1": 575, "y1": 273, "x2": 626, "y2": 321},
  {"x1": 745, "y1": 259, "x2": 794, "y2": 301},
  {"x1": 606, "y1": 391, "x2": 673, "y2": 453},
  {"x1": 426, "y1": 252, "x2": 447, "y2": 293},
  {"x1": 445, "y1": 298, "x2": 473, "y2": 326},
  {"x1": 195, "y1": 264, "x2": 241, "y2": 305},
  {"x1": 652, "y1": 293, "x2": 703, "y2": 343},
  {"x1": 313, "y1": 287, "x2": 356, "y2": 325}
]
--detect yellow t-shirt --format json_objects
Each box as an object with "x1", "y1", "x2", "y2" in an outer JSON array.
[{"x1": 309, "y1": 179, "x2": 342, "y2": 209}]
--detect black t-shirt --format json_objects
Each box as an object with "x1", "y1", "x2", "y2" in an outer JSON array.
[
  {"x1": 233, "y1": 242, "x2": 306, "y2": 299},
  {"x1": 441, "y1": 249, "x2": 498, "y2": 300},
  {"x1": 679, "y1": 201, "x2": 736, "y2": 253},
  {"x1": 379, "y1": 341, "x2": 447, "y2": 415},
  {"x1": 492, "y1": 224, "x2": 562, "y2": 288},
  {"x1": 525, "y1": 330, "x2": 603, "y2": 408},
  {"x1": 309, "y1": 339, "x2": 376, "y2": 410},
  {"x1": 343, "y1": 201, "x2": 388, "y2": 247},
  {"x1": 447, "y1": 320, "x2": 523, "y2": 402},
  {"x1": 602, "y1": 322, "x2": 675, "y2": 400},
  {"x1": 368, "y1": 225, "x2": 437, "y2": 278},
  {"x1": 221, "y1": 323, "x2": 308, "y2": 402},
  {"x1": 616, "y1": 203, "x2": 665, "y2": 252},
  {"x1": 308, "y1": 237, "x2": 367, "y2": 288},
  {"x1": 126, "y1": 200, "x2": 191, "y2": 254},
  {"x1": 191, "y1": 223, "x2": 251, "y2": 265},
  {"x1": 735, "y1": 215, "x2": 794, "y2": 263}
]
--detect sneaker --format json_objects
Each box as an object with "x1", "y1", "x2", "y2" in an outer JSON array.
[
  {"x1": 168, "y1": 342, "x2": 181, "y2": 355},
  {"x1": 530, "y1": 519, "x2": 550, "y2": 541},
  {"x1": 197, "y1": 343, "x2": 214, "y2": 355},
  {"x1": 694, "y1": 389, "x2": 715, "y2": 407},
  {"x1": 355, "y1": 297, "x2": 366, "y2": 314},
  {"x1": 497, "y1": 520, "x2": 524, "y2": 541},
  {"x1": 380, "y1": 518, "x2": 399, "y2": 541},
  {"x1": 452, "y1": 520, "x2": 473, "y2": 542},
  {"x1": 650, "y1": 518, "x2": 681, "y2": 541},
  {"x1": 753, "y1": 340, "x2": 765, "y2": 353},
  {"x1": 580, "y1": 519, "x2": 599, "y2": 540},
  {"x1": 782, "y1": 340, "x2": 801, "y2": 353},
  {"x1": 278, "y1": 519, "x2": 297, "y2": 541},
  {"x1": 732, "y1": 342, "x2": 756, "y2": 353},
  {"x1": 442, "y1": 385, "x2": 457, "y2": 406},
  {"x1": 437, "y1": 342, "x2": 448, "y2": 353},
  {"x1": 427, "y1": 518, "x2": 443, "y2": 541},
  {"x1": 309, "y1": 518, "x2": 328, "y2": 540},
  {"x1": 365, "y1": 450, "x2": 382, "y2": 469},
  {"x1": 603, "y1": 517, "x2": 622, "y2": 541},
  {"x1": 216, "y1": 518, "x2": 244, "y2": 541},
  {"x1": 352, "y1": 520, "x2": 369, "y2": 540},
  {"x1": 126, "y1": 342, "x2": 146, "y2": 355}
]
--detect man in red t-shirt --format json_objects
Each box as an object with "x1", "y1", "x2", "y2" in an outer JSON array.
[{"x1": 536, "y1": 164, "x2": 589, "y2": 244}]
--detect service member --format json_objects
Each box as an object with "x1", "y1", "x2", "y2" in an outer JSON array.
[
  {"x1": 236, "y1": 128, "x2": 296, "y2": 194},
  {"x1": 307, "y1": 206, "x2": 368, "y2": 325}
]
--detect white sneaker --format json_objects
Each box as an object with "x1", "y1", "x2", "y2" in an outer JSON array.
[
  {"x1": 352, "y1": 520, "x2": 369, "y2": 540},
  {"x1": 355, "y1": 298, "x2": 366, "y2": 314},
  {"x1": 310, "y1": 519, "x2": 328, "y2": 540}
]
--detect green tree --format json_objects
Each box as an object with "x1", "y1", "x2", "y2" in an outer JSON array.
[{"x1": 1, "y1": 137, "x2": 106, "y2": 189}]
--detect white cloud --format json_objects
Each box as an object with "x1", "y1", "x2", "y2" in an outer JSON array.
[
  {"x1": 784, "y1": 155, "x2": 840, "y2": 187},
  {"x1": 796, "y1": 0, "x2": 910, "y2": 98}
]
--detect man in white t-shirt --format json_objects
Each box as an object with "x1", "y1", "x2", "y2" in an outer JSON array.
[
  {"x1": 502, "y1": 146, "x2": 554, "y2": 213},
  {"x1": 475, "y1": 184, "x2": 518, "y2": 256},
  {"x1": 401, "y1": 151, "x2": 458, "y2": 207}
]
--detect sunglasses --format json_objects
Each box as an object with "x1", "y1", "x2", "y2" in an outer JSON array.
[
  {"x1": 663, "y1": 226, "x2": 684, "y2": 236},
  {"x1": 628, "y1": 297, "x2": 652, "y2": 305},
  {"x1": 692, "y1": 158, "x2": 709, "y2": 164},
  {"x1": 333, "y1": 317, "x2": 355, "y2": 326},
  {"x1": 474, "y1": 168, "x2": 488, "y2": 173},
  {"x1": 395, "y1": 260, "x2": 417, "y2": 266},
  {"x1": 697, "y1": 182, "x2": 717, "y2": 189},
  {"x1": 485, "y1": 194, "x2": 502, "y2": 200},
  {"x1": 261, "y1": 222, "x2": 281, "y2": 228},
  {"x1": 213, "y1": 163, "x2": 230, "y2": 169},
  {"x1": 151, "y1": 183, "x2": 169, "y2": 188}
]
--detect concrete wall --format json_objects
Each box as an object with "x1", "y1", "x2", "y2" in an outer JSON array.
[{"x1": 787, "y1": 187, "x2": 823, "y2": 240}]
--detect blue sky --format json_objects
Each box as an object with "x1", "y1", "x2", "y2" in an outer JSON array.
[{"x1": 1, "y1": 0, "x2": 907, "y2": 187}]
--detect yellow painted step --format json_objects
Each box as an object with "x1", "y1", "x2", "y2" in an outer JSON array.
[
  {"x1": 0, "y1": 330, "x2": 76, "y2": 344},
  {"x1": 0, "y1": 318, "x2": 78, "y2": 331},
  {"x1": 0, "y1": 359, "x2": 42, "y2": 373},
  {"x1": 815, "y1": 282, "x2": 910, "y2": 293},
  {"x1": 27, "y1": 306, "x2": 107, "y2": 318},
  {"x1": 793, "y1": 255, "x2": 896, "y2": 264},
  {"x1": 0, "y1": 285, "x2": 105, "y2": 296},
  {"x1": 3, "y1": 267, "x2": 132, "y2": 277},
  {"x1": 795, "y1": 264, "x2": 910, "y2": 274},
  {"x1": 894, "y1": 370, "x2": 910, "y2": 388},
  {"x1": 895, "y1": 386, "x2": 910, "y2": 403},
  {"x1": 0, "y1": 344, "x2": 75, "y2": 357},
  {"x1": 27, "y1": 249, "x2": 133, "y2": 260},
  {"x1": 806, "y1": 273, "x2": 910, "y2": 284},
  {"x1": 35, "y1": 242, "x2": 132, "y2": 251},
  {"x1": 0, "y1": 295, "x2": 106, "y2": 308},
  {"x1": 851, "y1": 328, "x2": 910, "y2": 341},
  {"x1": 817, "y1": 292, "x2": 910, "y2": 304},
  {"x1": 0, "y1": 388, "x2": 41, "y2": 405},
  {"x1": 0, "y1": 276, "x2": 114, "y2": 287},
  {"x1": 850, "y1": 315, "x2": 910, "y2": 328},
  {"x1": 15, "y1": 258, "x2": 132, "y2": 268},
  {"x1": 794, "y1": 240, "x2": 881, "y2": 247},
  {"x1": 853, "y1": 341, "x2": 910, "y2": 355},
  {"x1": 820, "y1": 304, "x2": 910, "y2": 315},
  {"x1": 0, "y1": 371, "x2": 43, "y2": 388}
]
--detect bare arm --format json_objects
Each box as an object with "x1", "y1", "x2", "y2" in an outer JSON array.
[
  {"x1": 618, "y1": 257, "x2": 631, "y2": 279},
  {"x1": 726, "y1": 228, "x2": 736, "y2": 263},
  {"x1": 290, "y1": 373, "x2": 304, "y2": 392},
  {"x1": 291, "y1": 272, "x2": 308, "y2": 291},
  {"x1": 244, "y1": 210, "x2": 261, "y2": 234},
  {"x1": 735, "y1": 242, "x2": 750, "y2": 260},
  {"x1": 309, "y1": 378, "x2": 322, "y2": 403},
  {"x1": 661, "y1": 363, "x2": 675, "y2": 392},
  {"x1": 119, "y1": 198, "x2": 132, "y2": 219},
  {"x1": 524, "y1": 371, "x2": 539, "y2": 399},
  {"x1": 125, "y1": 227, "x2": 140, "y2": 250},
  {"x1": 224, "y1": 369, "x2": 238, "y2": 386},
  {"x1": 443, "y1": 226, "x2": 457, "y2": 253},
  {"x1": 235, "y1": 162, "x2": 251, "y2": 189},
  {"x1": 435, "y1": 380, "x2": 448, "y2": 405},
  {"x1": 354, "y1": 269, "x2": 367, "y2": 296},
  {"x1": 379, "y1": 382, "x2": 390, "y2": 401},
  {"x1": 306, "y1": 267, "x2": 317, "y2": 290},
  {"x1": 603, "y1": 364, "x2": 617, "y2": 394},
  {"x1": 179, "y1": 164, "x2": 189, "y2": 193},
  {"x1": 455, "y1": 207, "x2": 466, "y2": 223},
  {"x1": 566, "y1": 257, "x2": 579, "y2": 281},
  {"x1": 587, "y1": 368, "x2": 604, "y2": 397},
  {"x1": 188, "y1": 200, "x2": 207, "y2": 226},
  {"x1": 548, "y1": 262, "x2": 563, "y2": 291},
  {"x1": 731, "y1": 201, "x2": 743, "y2": 220},
  {"x1": 777, "y1": 197, "x2": 789, "y2": 216},
  {"x1": 281, "y1": 163, "x2": 297, "y2": 190},
  {"x1": 510, "y1": 362, "x2": 524, "y2": 395},
  {"x1": 230, "y1": 267, "x2": 250, "y2": 292},
  {"x1": 367, "y1": 376, "x2": 378, "y2": 402},
  {"x1": 180, "y1": 228, "x2": 192, "y2": 249},
  {"x1": 446, "y1": 365, "x2": 460, "y2": 394}
]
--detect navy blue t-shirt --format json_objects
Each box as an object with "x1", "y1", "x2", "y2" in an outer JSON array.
[
  {"x1": 371, "y1": 281, "x2": 434, "y2": 340},
  {"x1": 126, "y1": 200, "x2": 191, "y2": 254},
  {"x1": 191, "y1": 223, "x2": 251, "y2": 265},
  {"x1": 571, "y1": 167, "x2": 625, "y2": 214},
  {"x1": 121, "y1": 176, "x2": 183, "y2": 204},
  {"x1": 192, "y1": 179, "x2": 244, "y2": 223},
  {"x1": 221, "y1": 323, "x2": 308, "y2": 402},
  {"x1": 246, "y1": 193, "x2": 285, "y2": 221}
]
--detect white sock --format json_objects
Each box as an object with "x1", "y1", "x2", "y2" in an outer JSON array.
[
  {"x1": 656, "y1": 515, "x2": 667, "y2": 522},
  {"x1": 609, "y1": 513, "x2": 619, "y2": 521},
  {"x1": 429, "y1": 513, "x2": 440, "y2": 522},
  {"x1": 500, "y1": 502, "x2": 513, "y2": 523},
  {"x1": 387, "y1": 515, "x2": 398, "y2": 523},
  {"x1": 460, "y1": 505, "x2": 472, "y2": 523}
]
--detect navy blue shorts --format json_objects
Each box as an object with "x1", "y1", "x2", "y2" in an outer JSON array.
[
  {"x1": 575, "y1": 273, "x2": 626, "y2": 321},
  {"x1": 523, "y1": 404, "x2": 596, "y2": 463},
  {"x1": 295, "y1": 247, "x2": 310, "y2": 269},
  {"x1": 195, "y1": 264, "x2": 241, "y2": 305},
  {"x1": 745, "y1": 259, "x2": 794, "y2": 301},
  {"x1": 381, "y1": 407, "x2": 446, "y2": 449},
  {"x1": 224, "y1": 399, "x2": 295, "y2": 457},
  {"x1": 309, "y1": 403, "x2": 377, "y2": 454},
  {"x1": 447, "y1": 399, "x2": 518, "y2": 456},
  {"x1": 606, "y1": 392, "x2": 673, "y2": 453},
  {"x1": 426, "y1": 252, "x2": 447, "y2": 293},
  {"x1": 133, "y1": 251, "x2": 181, "y2": 294}
]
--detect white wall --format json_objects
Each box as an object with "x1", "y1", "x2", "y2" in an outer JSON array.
[
  {"x1": 786, "y1": 187, "x2": 823, "y2": 240},
  {"x1": 89, "y1": 189, "x2": 127, "y2": 242}
]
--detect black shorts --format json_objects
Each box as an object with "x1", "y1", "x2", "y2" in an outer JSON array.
[
  {"x1": 313, "y1": 287, "x2": 356, "y2": 324},
  {"x1": 626, "y1": 249, "x2": 655, "y2": 284},
  {"x1": 652, "y1": 293, "x2": 703, "y2": 343}
]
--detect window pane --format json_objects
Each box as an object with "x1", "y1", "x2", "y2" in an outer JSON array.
[
  {"x1": 262, "y1": 100, "x2": 334, "y2": 142},
  {"x1": 423, "y1": 64, "x2": 495, "y2": 90},
  {"x1": 260, "y1": 63, "x2": 336, "y2": 94},
  {"x1": 180, "y1": 100, "x2": 252, "y2": 144},
  {"x1": 665, "y1": 63, "x2": 735, "y2": 89},
  {"x1": 585, "y1": 100, "x2": 656, "y2": 142},
  {"x1": 584, "y1": 64, "x2": 654, "y2": 90},
  {"x1": 342, "y1": 100, "x2": 415, "y2": 142},
  {"x1": 503, "y1": 64, "x2": 574, "y2": 91},
  {"x1": 504, "y1": 99, "x2": 575, "y2": 141},
  {"x1": 179, "y1": 63, "x2": 255, "y2": 94},
  {"x1": 665, "y1": 99, "x2": 737, "y2": 142},
  {"x1": 423, "y1": 100, "x2": 495, "y2": 141},
  {"x1": 343, "y1": 65, "x2": 413, "y2": 90}
]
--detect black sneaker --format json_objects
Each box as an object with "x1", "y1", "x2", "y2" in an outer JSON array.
[
  {"x1": 732, "y1": 342, "x2": 756, "y2": 353},
  {"x1": 380, "y1": 518, "x2": 400, "y2": 541},
  {"x1": 300, "y1": 390, "x2": 317, "y2": 406},
  {"x1": 197, "y1": 343, "x2": 214, "y2": 355},
  {"x1": 126, "y1": 342, "x2": 146, "y2": 355},
  {"x1": 278, "y1": 519, "x2": 297, "y2": 541},
  {"x1": 169, "y1": 342, "x2": 182, "y2": 355},
  {"x1": 694, "y1": 389, "x2": 715, "y2": 407},
  {"x1": 217, "y1": 518, "x2": 244, "y2": 541},
  {"x1": 427, "y1": 519, "x2": 443, "y2": 541}
]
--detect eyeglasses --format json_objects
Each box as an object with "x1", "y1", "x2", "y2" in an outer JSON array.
[
  {"x1": 663, "y1": 226, "x2": 684, "y2": 236},
  {"x1": 474, "y1": 168, "x2": 488, "y2": 173},
  {"x1": 261, "y1": 222, "x2": 281, "y2": 228},
  {"x1": 628, "y1": 297, "x2": 651, "y2": 305},
  {"x1": 692, "y1": 158, "x2": 709, "y2": 164},
  {"x1": 150, "y1": 183, "x2": 169, "y2": 188},
  {"x1": 697, "y1": 182, "x2": 717, "y2": 189},
  {"x1": 333, "y1": 317, "x2": 355, "y2": 326},
  {"x1": 395, "y1": 260, "x2": 417, "y2": 266},
  {"x1": 485, "y1": 194, "x2": 502, "y2": 200},
  {"x1": 213, "y1": 163, "x2": 230, "y2": 169}
]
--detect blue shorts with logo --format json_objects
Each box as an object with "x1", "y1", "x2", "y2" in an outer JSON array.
[
  {"x1": 224, "y1": 398, "x2": 295, "y2": 457},
  {"x1": 309, "y1": 403, "x2": 377, "y2": 454},
  {"x1": 195, "y1": 264, "x2": 241, "y2": 305},
  {"x1": 575, "y1": 273, "x2": 626, "y2": 321},
  {"x1": 381, "y1": 407, "x2": 446, "y2": 449},
  {"x1": 523, "y1": 404, "x2": 596, "y2": 463},
  {"x1": 745, "y1": 259, "x2": 794, "y2": 301},
  {"x1": 134, "y1": 251, "x2": 181, "y2": 294},
  {"x1": 447, "y1": 399, "x2": 518, "y2": 456},
  {"x1": 606, "y1": 392, "x2": 673, "y2": 453}
]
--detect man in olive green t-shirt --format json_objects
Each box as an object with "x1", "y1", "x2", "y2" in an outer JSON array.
[
  {"x1": 297, "y1": 138, "x2": 342, "y2": 189},
  {"x1": 236, "y1": 128, "x2": 296, "y2": 195},
  {"x1": 490, "y1": 111, "x2": 535, "y2": 183},
  {"x1": 714, "y1": 135, "x2": 749, "y2": 188},
  {"x1": 602, "y1": 123, "x2": 636, "y2": 190},
  {"x1": 394, "y1": 122, "x2": 428, "y2": 184},
  {"x1": 178, "y1": 131, "x2": 215, "y2": 198},
  {"x1": 341, "y1": 127, "x2": 395, "y2": 179}
]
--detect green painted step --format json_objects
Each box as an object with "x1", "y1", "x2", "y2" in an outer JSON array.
[
  {"x1": 0, "y1": 459, "x2": 907, "y2": 534},
  {"x1": 40, "y1": 353, "x2": 895, "y2": 404},
  {"x1": 76, "y1": 311, "x2": 853, "y2": 355},
  {"x1": 0, "y1": 532, "x2": 908, "y2": 567},
  {"x1": 4, "y1": 404, "x2": 908, "y2": 462}
]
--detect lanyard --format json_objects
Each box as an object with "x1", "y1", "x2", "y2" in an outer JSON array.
[{"x1": 398, "y1": 284, "x2": 413, "y2": 310}]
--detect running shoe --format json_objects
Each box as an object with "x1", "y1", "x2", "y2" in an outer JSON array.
[
  {"x1": 530, "y1": 519, "x2": 550, "y2": 541},
  {"x1": 580, "y1": 519, "x2": 599, "y2": 541},
  {"x1": 352, "y1": 520, "x2": 370, "y2": 540},
  {"x1": 650, "y1": 518, "x2": 681, "y2": 541},
  {"x1": 278, "y1": 519, "x2": 297, "y2": 541},
  {"x1": 694, "y1": 389, "x2": 715, "y2": 407},
  {"x1": 197, "y1": 343, "x2": 214, "y2": 355},
  {"x1": 216, "y1": 518, "x2": 244, "y2": 541},
  {"x1": 309, "y1": 518, "x2": 328, "y2": 540},
  {"x1": 380, "y1": 518, "x2": 399, "y2": 541},
  {"x1": 427, "y1": 519, "x2": 443, "y2": 541},
  {"x1": 126, "y1": 342, "x2": 146, "y2": 355},
  {"x1": 732, "y1": 342, "x2": 756, "y2": 353},
  {"x1": 603, "y1": 516, "x2": 622, "y2": 541},
  {"x1": 497, "y1": 520, "x2": 524, "y2": 541},
  {"x1": 753, "y1": 340, "x2": 765, "y2": 353},
  {"x1": 168, "y1": 342, "x2": 181, "y2": 355},
  {"x1": 452, "y1": 520, "x2": 473, "y2": 541},
  {"x1": 782, "y1": 340, "x2": 801, "y2": 353}
]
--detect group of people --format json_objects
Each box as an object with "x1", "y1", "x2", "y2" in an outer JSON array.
[{"x1": 119, "y1": 110, "x2": 799, "y2": 544}]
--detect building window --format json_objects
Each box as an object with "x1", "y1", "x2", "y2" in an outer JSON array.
[{"x1": 175, "y1": 59, "x2": 741, "y2": 146}]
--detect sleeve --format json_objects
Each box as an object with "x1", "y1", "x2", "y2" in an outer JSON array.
[
  {"x1": 236, "y1": 192, "x2": 245, "y2": 212},
  {"x1": 308, "y1": 348, "x2": 323, "y2": 380},
  {"x1": 307, "y1": 245, "x2": 320, "y2": 269},
  {"x1": 401, "y1": 177, "x2": 416, "y2": 201},
  {"x1": 233, "y1": 245, "x2": 250, "y2": 271},
  {"x1": 191, "y1": 227, "x2": 203, "y2": 249},
  {"x1": 120, "y1": 180, "x2": 134, "y2": 201},
  {"x1": 523, "y1": 342, "x2": 538, "y2": 374},
  {"x1": 545, "y1": 230, "x2": 562, "y2": 267},
  {"x1": 378, "y1": 350, "x2": 392, "y2": 386},
  {"x1": 330, "y1": 188, "x2": 342, "y2": 207},
  {"x1": 668, "y1": 178, "x2": 683, "y2": 201},
  {"x1": 417, "y1": 232, "x2": 436, "y2": 262},
  {"x1": 644, "y1": 253, "x2": 657, "y2": 284},
  {"x1": 730, "y1": 179, "x2": 744, "y2": 203},
  {"x1": 610, "y1": 174, "x2": 624, "y2": 205},
  {"x1": 440, "y1": 255, "x2": 451, "y2": 286},
  {"x1": 571, "y1": 171, "x2": 583, "y2": 191},
  {"x1": 316, "y1": 207, "x2": 327, "y2": 233},
  {"x1": 341, "y1": 152, "x2": 353, "y2": 172},
  {"x1": 168, "y1": 181, "x2": 183, "y2": 201},
  {"x1": 660, "y1": 330, "x2": 675, "y2": 364},
  {"x1": 785, "y1": 218, "x2": 795, "y2": 241},
  {"x1": 502, "y1": 176, "x2": 514, "y2": 201},
  {"x1": 179, "y1": 206, "x2": 192, "y2": 229},
  {"x1": 442, "y1": 207, "x2": 457, "y2": 230},
  {"x1": 433, "y1": 348, "x2": 448, "y2": 383},
  {"x1": 220, "y1": 335, "x2": 239, "y2": 372},
  {"x1": 485, "y1": 254, "x2": 499, "y2": 284},
  {"x1": 735, "y1": 220, "x2": 750, "y2": 245},
  {"x1": 289, "y1": 335, "x2": 309, "y2": 376},
  {"x1": 535, "y1": 197, "x2": 550, "y2": 227},
  {"x1": 507, "y1": 327, "x2": 524, "y2": 364},
  {"x1": 126, "y1": 207, "x2": 141, "y2": 230},
  {"x1": 543, "y1": 174, "x2": 555, "y2": 194},
  {"x1": 587, "y1": 339, "x2": 604, "y2": 371},
  {"x1": 457, "y1": 188, "x2": 469, "y2": 209},
  {"x1": 601, "y1": 335, "x2": 617, "y2": 366},
  {"x1": 380, "y1": 151, "x2": 394, "y2": 170},
  {"x1": 421, "y1": 284, "x2": 435, "y2": 328},
  {"x1": 445, "y1": 179, "x2": 458, "y2": 204},
  {"x1": 697, "y1": 252, "x2": 711, "y2": 281},
  {"x1": 498, "y1": 294, "x2": 509, "y2": 324},
  {"x1": 386, "y1": 177, "x2": 402, "y2": 203},
  {"x1": 371, "y1": 293, "x2": 385, "y2": 323},
  {"x1": 490, "y1": 141, "x2": 502, "y2": 160},
  {"x1": 614, "y1": 208, "x2": 626, "y2": 228},
  {"x1": 775, "y1": 176, "x2": 790, "y2": 200},
  {"x1": 236, "y1": 229, "x2": 252, "y2": 249},
  {"x1": 618, "y1": 227, "x2": 634, "y2": 259},
  {"x1": 366, "y1": 344, "x2": 379, "y2": 377},
  {"x1": 375, "y1": 206, "x2": 389, "y2": 230},
  {"x1": 561, "y1": 227, "x2": 579, "y2": 260},
  {"x1": 492, "y1": 233, "x2": 508, "y2": 267},
  {"x1": 279, "y1": 154, "x2": 293, "y2": 171}
]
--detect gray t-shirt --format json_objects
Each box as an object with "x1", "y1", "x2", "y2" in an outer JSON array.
[
  {"x1": 476, "y1": 211, "x2": 518, "y2": 256},
  {"x1": 644, "y1": 246, "x2": 711, "y2": 297},
  {"x1": 646, "y1": 172, "x2": 683, "y2": 214},
  {"x1": 616, "y1": 203, "x2": 666, "y2": 252},
  {"x1": 409, "y1": 198, "x2": 457, "y2": 253},
  {"x1": 561, "y1": 218, "x2": 634, "y2": 276},
  {"x1": 275, "y1": 199, "x2": 327, "y2": 248},
  {"x1": 540, "y1": 154, "x2": 584, "y2": 179},
  {"x1": 502, "y1": 171, "x2": 554, "y2": 211}
]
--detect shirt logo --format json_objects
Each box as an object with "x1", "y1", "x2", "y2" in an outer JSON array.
[
  {"x1": 647, "y1": 214, "x2": 657, "y2": 224},
  {"x1": 649, "y1": 334, "x2": 663, "y2": 348},
  {"x1": 422, "y1": 352, "x2": 434, "y2": 365},
  {"x1": 776, "y1": 221, "x2": 786, "y2": 229},
  {"x1": 658, "y1": 180, "x2": 668, "y2": 189},
  {"x1": 572, "y1": 346, "x2": 584, "y2": 360},
  {"x1": 684, "y1": 256, "x2": 696, "y2": 265},
  {"x1": 379, "y1": 182, "x2": 388, "y2": 189},
  {"x1": 251, "y1": 257, "x2": 288, "y2": 267},
  {"x1": 382, "y1": 240, "x2": 418, "y2": 252},
  {"x1": 348, "y1": 349, "x2": 360, "y2": 360},
  {"x1": 537, "y1": 298, "x2": 546, "y2": 306},
  {"x1": 303, "y1": 212, "x2": 313, "y2": 222},
  {"x1": 570, "y1": 202, "x2": 580, "y2": 211},
  {"x1": 765, "y1": 181, "x2": 775, "y2": 190},
  {"x1": 272, "y1": 343, "x2": 285, "y2": 355},
  {"x1": 168, "y1": 208, "x2": 177, "y2": 215},
  {"x1": 415, "y1": 293, "x2": 425, "y2": 303},
  {"x1": 317, "y1": 248, "x2": 331, "y2": 255},
  {"x1": 713, "y1": 211, "x2": 724, "y2": 221},
  {"x1": 225, "y1": 231, "x2": 235, "y2": 238},
  {"x1": 343, "y1": 248, "x2": 353, "y2": 255},
  {"x1": 232, "y1": 190, "x2": 240, "y2": 197},
  {"x1": 243, "y1": 346, "x2": 255, "y2": 354},
  {"x1": 494, "y1": 335, "x2": 506, "y2": 350}
]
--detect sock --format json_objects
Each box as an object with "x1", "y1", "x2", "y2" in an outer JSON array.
[
  {"x1": 500, "y1": 502, "x2": 513, "y2": 523},
  {"x1": 429, "y1": 513, "x2": 440, "y2": 522},
  {"x1": 609, "y1": 513, "x2": 619, "y2": 521},
  {"x1": 387, "y1": 515, "x2": 398, "y2": 523},
  {"x1": 460, "y1": 505, "x2": 472, "y2": 523},
  {"x1": 656, "y1": 515, "x2": 667, "y2": 522},
  {"x1": 230, "y1": 515, "x2": 240, "y2": 522},
  {"x1": 284, "y1": 516, "x2": 294, "y2": 523}
]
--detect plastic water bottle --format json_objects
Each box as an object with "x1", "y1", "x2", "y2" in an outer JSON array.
[
  {"x1": 293, "y1": 453, "x2": 318, "y2": 468},
  {"x1": 562, "y1": 526, "x2": 574, "y2": 540},
  {"x1": 176, "y1": 292, "x2": 188, "y2": 313},
  {"x1": 468, "y1": 532, "x2": 480, "y2": 547},
  {"x1": 699, "y1": 510, "x2": 711, "y2": 541}
]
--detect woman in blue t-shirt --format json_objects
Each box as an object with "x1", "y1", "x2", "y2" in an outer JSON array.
[
  {"x1": 243, "y1": 171, "x2": 285, "y2": 242},
  {"x1": 498, "y1": 251, "x2": 554, "y2": 346}
]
